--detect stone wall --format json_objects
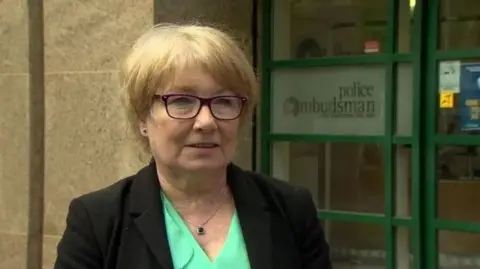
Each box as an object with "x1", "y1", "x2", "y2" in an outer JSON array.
[{"x1": 0, "y1": 0, "x2": 31, "y2": 268}]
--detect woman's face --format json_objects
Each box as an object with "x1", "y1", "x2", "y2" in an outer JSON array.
[{"x1": 143, "y1": 67, "x2": 243, "y2": 172}]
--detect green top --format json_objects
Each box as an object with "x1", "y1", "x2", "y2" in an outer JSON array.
[{"x1": 161, "y1": 193, "x2": 251, "y2": 269}]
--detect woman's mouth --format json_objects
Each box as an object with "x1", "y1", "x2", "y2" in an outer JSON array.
[{"x1": 186, "y1": 143, "x2": 219, "y2": 148}]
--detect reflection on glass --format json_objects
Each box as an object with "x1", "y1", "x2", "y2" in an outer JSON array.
[
  {"x1": 437, "y1": 145, "x2": 480, "y2": 222},
  {"x1": 437, "y1": 60, "x2": 480, "y2": 134},
  {"x1": 439, "y1": 0, "x2": 480, "y2": 50},
  {"x1": 397, "y1": 0, "x2": 415, "y2": 53},
  {"x1": 272, "y1": 142, "x2": 385, "y2": 213},
  {"x1": 395, "y1": 146, "x2": 412, "y2": 217},
  {"x1": 396, "y1": 63, "x2": 413, "y2": 136},
  {"x1": 396, "y1": 227, "x2": 413, "y2": 269},
  {"x1": 438, "y1": 230, "x2": 480, "y2": 269},
  {"x1": 273, "y1": 0, "x2": 388, "y2": 59},
  {"x1": 326, "y1": 221, "x2": 386, "y2": 268}
]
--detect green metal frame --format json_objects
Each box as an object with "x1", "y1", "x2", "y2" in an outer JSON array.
[
  {"x1": 424, "y1": 0, "x2": 480, "y2": 268},
  {"x1": 259, "y1": 0, "x2": 480, "y2": 268}
]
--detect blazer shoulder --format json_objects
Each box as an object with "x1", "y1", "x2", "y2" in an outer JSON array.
[
  {"x1": 73, "y1": 174, "x2": 135, "y2": 218},
  {"x1": 240, "y1": 168, "x2": 332, "y2": 269}
]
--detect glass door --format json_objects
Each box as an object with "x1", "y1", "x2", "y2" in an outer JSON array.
[
  {"x1": 424, "y1": 0, "x2": 480, "y2": 268},
  {"x1": 259, "y1": 0, "x2": 480, "y2": 268},
  {"x1": 259, "y1": 0, "x2": 422, "y2": 268}
]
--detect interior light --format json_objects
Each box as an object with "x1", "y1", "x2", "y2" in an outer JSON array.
[{"x1": 410, "y1": 0, "x2": 416, "y2": 12}]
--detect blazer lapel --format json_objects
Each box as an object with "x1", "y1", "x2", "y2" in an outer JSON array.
[
  {"x1": 227, "y1": 164, "x2": 272, "y2": 269},
  {"x1": 128, "y1": 162, "x2": 174, "y2": 269}
]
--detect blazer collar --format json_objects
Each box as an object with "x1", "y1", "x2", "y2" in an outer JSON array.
[
  {"x1": 128, "y1": 161, "x2": 174, "y2": 269},
  {"x1": 128, "y1": 161, "x2": 272, "y2": 269}
]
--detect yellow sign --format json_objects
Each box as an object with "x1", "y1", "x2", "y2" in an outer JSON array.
[{"x1": 440, "y1": 92, "x2": 454, "y2": 108}]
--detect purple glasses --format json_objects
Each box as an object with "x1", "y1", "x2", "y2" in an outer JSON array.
[{"x1": 152, "y1": 94, "x2": 247, "y2": 120}]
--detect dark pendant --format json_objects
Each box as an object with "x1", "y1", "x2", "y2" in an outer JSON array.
[{"x1": 196, "y1": 227, "x2": 205, "y2": 235}]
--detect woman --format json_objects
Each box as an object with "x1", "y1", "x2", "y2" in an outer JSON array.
[{"x1": 54, "y1": 23, "x2": 332, "y2": 269}]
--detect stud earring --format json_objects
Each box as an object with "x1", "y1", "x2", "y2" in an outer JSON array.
[{"x1": 142, "y1": 129, "x2": 147, "y2": 135}]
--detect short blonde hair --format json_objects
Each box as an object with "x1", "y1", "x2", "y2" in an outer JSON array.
[{"x1": 120, "y1": 23, "x2": 259, "y2": 152}]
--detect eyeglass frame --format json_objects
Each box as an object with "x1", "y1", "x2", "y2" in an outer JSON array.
[{"x1": 152, "y1": 93, "x2": 248, "y2": 120}]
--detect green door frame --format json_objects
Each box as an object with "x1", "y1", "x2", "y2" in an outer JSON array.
[
  {"x1": 258, "y1": 0, "x2": 480, "y2": 268},
  {"x1": 423, "y1": 0, "x2": 480, "y2": 268}
]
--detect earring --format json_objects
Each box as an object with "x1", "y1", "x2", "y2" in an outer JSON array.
[{"x1": 142, "y1": 129, "x2": 147, "y2": 135}]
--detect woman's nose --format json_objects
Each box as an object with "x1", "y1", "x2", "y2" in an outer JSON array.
[{"x1": 193, "y1": 105, "x2": 217, "y2": 130}]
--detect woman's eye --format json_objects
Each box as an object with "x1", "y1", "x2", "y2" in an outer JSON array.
[
  {"x1": 215, "y1": 97, "x2": 235, "y2": 106},
  {"x1": 170, "y1": 97, "x2": 195, "y2": 106}
]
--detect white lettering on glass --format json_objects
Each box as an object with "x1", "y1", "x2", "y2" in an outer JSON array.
[{"x1": 271, "y1": 66, "x2": 386, "y2": 135}]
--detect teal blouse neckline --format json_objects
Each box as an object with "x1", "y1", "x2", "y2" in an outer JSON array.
[{"x1": 161, "y1": 192, "x2": 251, "y2": 269}]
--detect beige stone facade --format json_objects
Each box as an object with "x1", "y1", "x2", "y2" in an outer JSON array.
[{"x1": 0, "y1": 0, "x2": 255, "y2": 268}]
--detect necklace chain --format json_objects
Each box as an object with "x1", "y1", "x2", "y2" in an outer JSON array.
[{"x1": 184, "y1": 187, "x2": 228, "y2": 236}]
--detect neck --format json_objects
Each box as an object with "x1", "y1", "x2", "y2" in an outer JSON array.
[{"x1": 156, "y1": 165, "x2": 228, "y2": 206}]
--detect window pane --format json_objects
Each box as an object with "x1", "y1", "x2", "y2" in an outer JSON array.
[
  {"x1": 439, "y1": 0, "x2": 480, "y2": 50},
  {"x1": 396, "y1": 227, "x2": 414, "y2": 269},
  {"x1": 271, "y1": 66, "x2": 386, "y2": 136},
  {"x1": 438, "y1": 230, "x2": 480, "y2": 268},
  {"x1": 397, "y1": 0, "x2": 415, "y2": 53},
  {"x1": 437, "y1": 145, "x2": 480, "y2": 222},
  {"x1": 396, "y1": 63, "x2": 413, "y2": 136},
  {"x1": 326, "y1": 221, "x2": 386, "y2": 268},
  {"x1": 437, "y1": 59, "x2": 480, "y2": 134},
  {"x1": 272, "y1": 142, "x2": 385, "y2": 214},
  {"x1": 273, "y1": 0, "x2": 388, "y2": 59},
  {"x1": 395, "y1": 145, "x2": 412, "y2": 217}
]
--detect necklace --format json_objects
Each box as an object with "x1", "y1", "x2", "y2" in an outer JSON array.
[{"x1": 184, "y1": 187, "x2": 227, "y2": 236}]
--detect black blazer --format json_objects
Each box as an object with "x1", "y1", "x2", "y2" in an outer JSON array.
[{"x1": 53, "y1": 162, "x2": 332, "y2": 269}]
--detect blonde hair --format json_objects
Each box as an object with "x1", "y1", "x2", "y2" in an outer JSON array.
[{"x1": 120, "y1": 23, "x2": 259, "y2": 152}]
